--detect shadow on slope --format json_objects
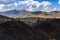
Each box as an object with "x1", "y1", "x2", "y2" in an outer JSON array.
[
  {"x1": 0, "y1": 21, "x2": 31, "y2": 40},
  {"x1": 33, "y1": 19, "x2": 60, "y2": 40},
  {"x1": 0, "y1": 19, "x2": 60, "y2": 40},
  {"x1": 0, "y1": 21, "x2": 51, "y2": 40}
]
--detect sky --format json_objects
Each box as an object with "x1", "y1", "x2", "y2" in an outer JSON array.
[{"x1": 0, "y1": 0, "x2": 60, "y2": 12}]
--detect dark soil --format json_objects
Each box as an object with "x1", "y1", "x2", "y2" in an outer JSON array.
[
  {"x1": 0, "y1": 19, "x2": 60, "y2": 40},
  {"x1": 33, "y1": 19, "x2": 60, "y2": 40}
]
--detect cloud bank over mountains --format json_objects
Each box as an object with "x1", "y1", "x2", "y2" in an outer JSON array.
[{"x1": 0, "y1": 0, "x2": 59, "y2": 12}]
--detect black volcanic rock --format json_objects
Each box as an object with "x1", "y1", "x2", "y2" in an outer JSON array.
[
  {"x1": 0, "y1": 20, "x2": 51, "y2": 40},
  {"x1": 33, "y1": 19, "x2": 60, "y2": 40},
  {"x1": 0, "y1": 21, "x2": 31, "y2": 40}
]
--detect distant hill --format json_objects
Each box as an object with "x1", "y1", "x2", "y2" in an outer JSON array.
[
  {"x1": 31, "y1": 11, "x2": 43, "y2": 15},
  {"x1": 17, "y1": 11, "x2": 60, "y2": 18},
  {"x1": 0, "y1": 10, "x2": 31, "y2": 18},
  {"x1": 0, "y1": 15, "x2": 11, "y2": 23},
  {"x1": 0, "y1": 15, "x2": 11, "y2": 19},
  {"x1": 0, "y1": 10, "x2": 20, "y2": 18},
  {"x1": 0, "y1": 10, "x2": 60, "y2": 18}
]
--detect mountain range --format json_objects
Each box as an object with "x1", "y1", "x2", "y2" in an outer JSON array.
[{"x1": 0, "y1": 10, "x2": 60, "y2": 18}]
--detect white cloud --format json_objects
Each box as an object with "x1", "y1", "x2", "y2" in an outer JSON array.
[
  {"x1": 53, "y1": 8, "x2": 57, "y2": 11},
  {"x1": 41, "y1": 1, "x2": 52, "y2": 7},
  {"x1": 58, "y1": 0, "x2": 60, "y2": 4},
  {"x1": 18, "y1": 0, "x2": 52, "y2": 12},
  {"x1": 25, "y1": 0, "x2": 33, "y2": 1},
  {"x1": 0, "y1": 4, "x2": 5, "y2": 9},
  {"x1": 0, "y1": 0, "x2": 52, "y2": 12},
  {"x1": 1, "y1": 0, "x2": 16, "y2": 2},
  {"x1": 0, "y1": 0, "x2": 16, "y2": 3}
]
